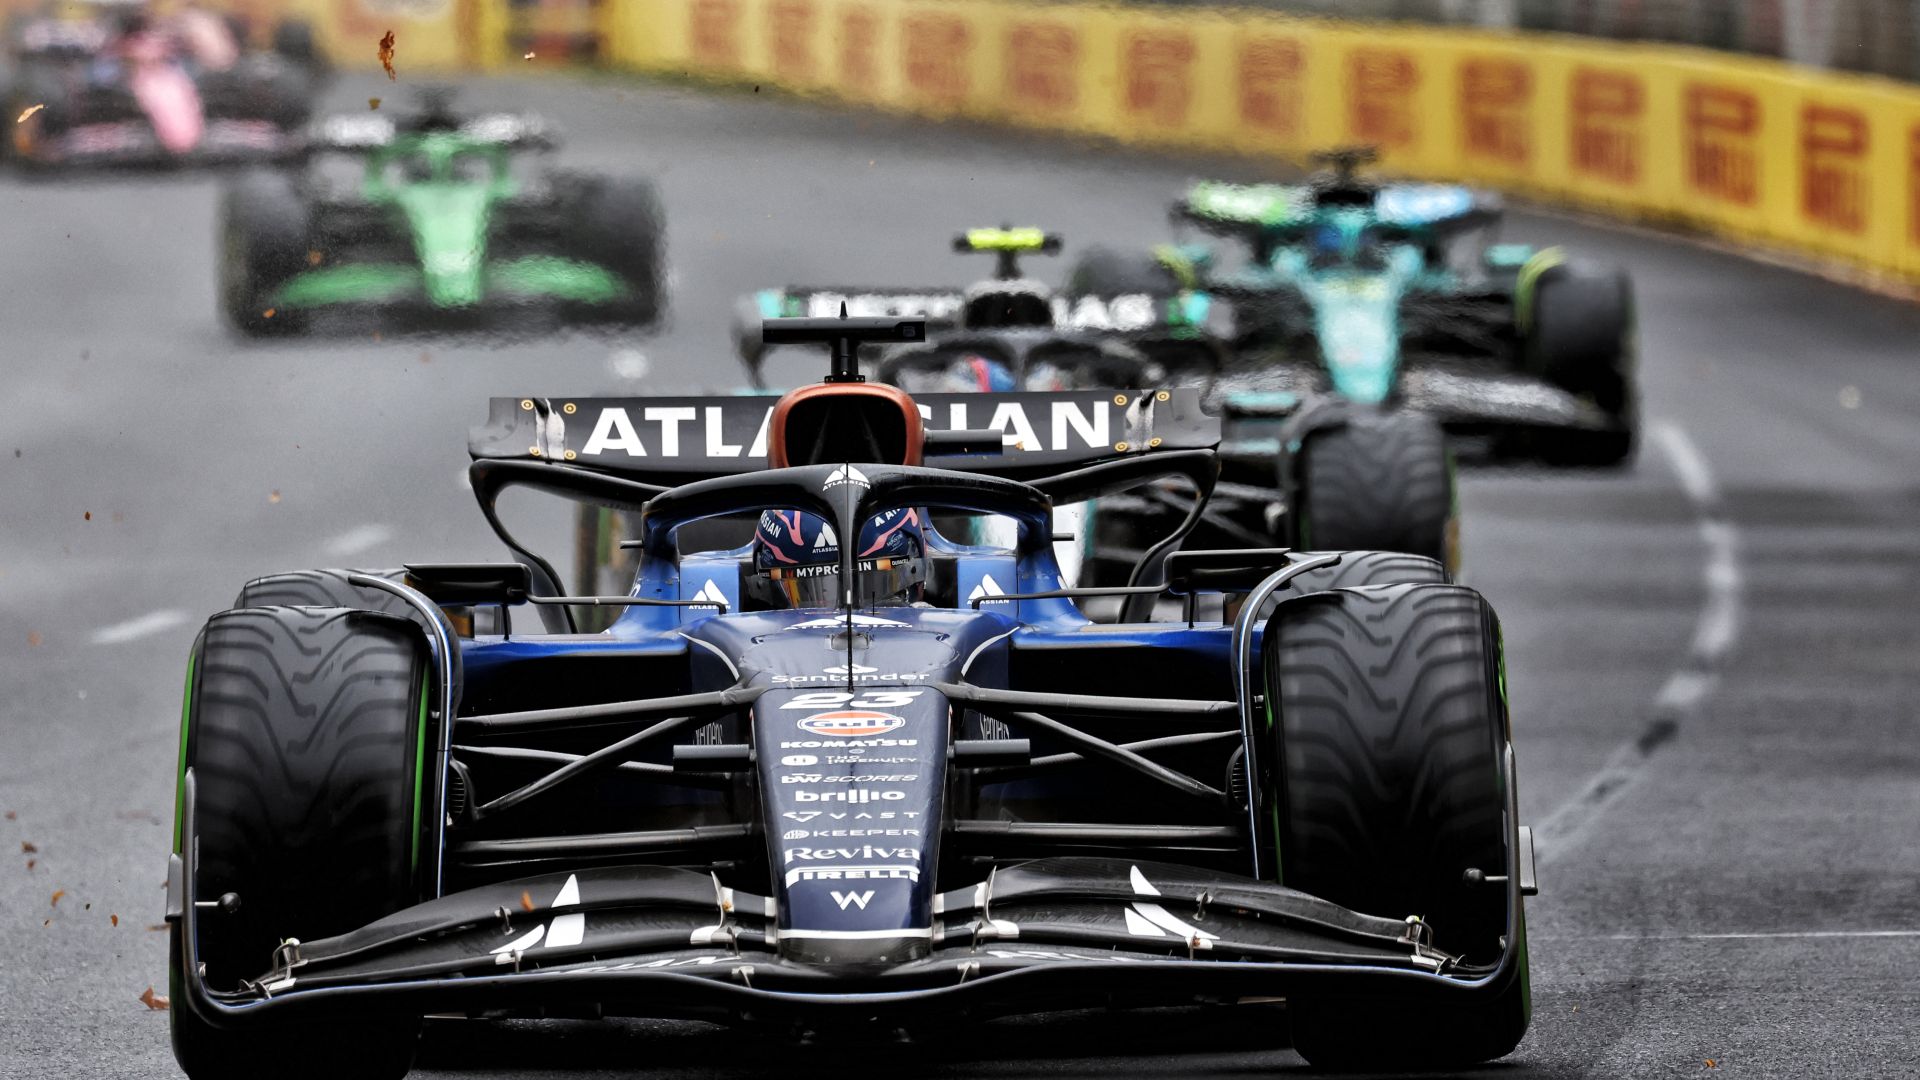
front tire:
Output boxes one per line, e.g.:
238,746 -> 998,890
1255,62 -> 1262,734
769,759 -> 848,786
1293,408 -> 1456,568
219,171 -> 311,336
1263,583 -> 1527,1068
170,606 -> 430,1080
235,567 -> 501,637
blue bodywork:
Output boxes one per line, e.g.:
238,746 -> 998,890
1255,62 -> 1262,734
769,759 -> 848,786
462,509 -> 1243,955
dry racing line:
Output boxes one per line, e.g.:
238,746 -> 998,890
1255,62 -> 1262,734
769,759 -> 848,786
1531,420 -> 1743,865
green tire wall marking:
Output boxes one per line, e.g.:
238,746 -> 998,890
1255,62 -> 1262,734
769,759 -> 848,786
1263,691 -> 1284,879
1513,245 -> 1567,334
170,650 -> 198,854
410,669 -> 429,876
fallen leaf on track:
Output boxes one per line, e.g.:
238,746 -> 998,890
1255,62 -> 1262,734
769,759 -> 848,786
519,890 -> 535,912
17,103 -> 43,123
111,914 -> 118,927
25,859 -> 35,871
139,986 -> 169,1011
369,97 -> 382,110
24,632 -> 39,646
20,841 -> 35,854
51,889 -> 66,907
378,30 -> 396,79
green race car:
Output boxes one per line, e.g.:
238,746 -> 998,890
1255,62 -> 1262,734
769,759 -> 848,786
219,101 -> 666,336
1069,149 -> 1637,466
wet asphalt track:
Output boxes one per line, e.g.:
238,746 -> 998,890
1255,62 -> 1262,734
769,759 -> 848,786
3,73 -> 1918,1079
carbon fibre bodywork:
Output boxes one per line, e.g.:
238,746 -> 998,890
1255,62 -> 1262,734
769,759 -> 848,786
168,376 -> 1533,1040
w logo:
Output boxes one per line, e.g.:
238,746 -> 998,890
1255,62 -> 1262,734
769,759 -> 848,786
832,890 -> 875,911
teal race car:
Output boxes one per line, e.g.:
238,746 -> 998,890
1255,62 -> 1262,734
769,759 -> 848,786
1068,149 -> 1637,467
219,100 -> 665,336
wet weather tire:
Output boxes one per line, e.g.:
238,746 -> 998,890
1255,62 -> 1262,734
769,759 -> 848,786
1065,246 -> 1181,296
568,175 -> 666,327
1294,409 -> 1455,566
1274,550 -> 1449,596
1263,583 -> 1527,1068
1526,262 -> 1636,467
169,606 -> 429,1080
219,171 -> 311,336
234,567 -> 500,637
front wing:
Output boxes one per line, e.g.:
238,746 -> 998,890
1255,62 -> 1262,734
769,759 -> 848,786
168,760 -> 1530,1028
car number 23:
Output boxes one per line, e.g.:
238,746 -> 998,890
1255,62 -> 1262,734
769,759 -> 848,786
777,690 -> 925,710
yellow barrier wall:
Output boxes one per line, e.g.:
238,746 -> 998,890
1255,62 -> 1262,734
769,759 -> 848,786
596,0 -> 1920,286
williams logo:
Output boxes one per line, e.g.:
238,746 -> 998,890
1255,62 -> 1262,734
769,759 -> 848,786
823,464 -> 870,490
796,710 -> 906,738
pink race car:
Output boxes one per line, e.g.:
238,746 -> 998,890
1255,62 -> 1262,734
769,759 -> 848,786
3,0 -> 320,169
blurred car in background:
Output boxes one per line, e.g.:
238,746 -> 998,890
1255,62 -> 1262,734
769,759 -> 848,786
219,95 -> 667,336
1068,148 -> 1639,468
2,0 -> 319,168
732,226 -> 1459,593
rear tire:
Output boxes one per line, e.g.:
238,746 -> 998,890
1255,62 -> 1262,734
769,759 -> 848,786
170,606 -> 429,1079
1264,583 -> 1527,1068
1526,263 -> 1636,467
1065,246 -> 1182,296
271,19 -> 318,67
1294,409 -> 1456,568
219,171 -> 311,336
564,175 -> 666,327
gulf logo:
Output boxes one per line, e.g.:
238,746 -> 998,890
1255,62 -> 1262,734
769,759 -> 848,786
796,710 -> 905,738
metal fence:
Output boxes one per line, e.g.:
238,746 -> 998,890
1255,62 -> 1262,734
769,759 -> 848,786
1153,1 -> 1920,82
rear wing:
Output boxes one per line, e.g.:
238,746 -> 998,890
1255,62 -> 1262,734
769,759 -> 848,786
470,388 -> 1218,486
1175,180 -> 1501,238
736,288 -> 1219,376
310,112 -> 555,151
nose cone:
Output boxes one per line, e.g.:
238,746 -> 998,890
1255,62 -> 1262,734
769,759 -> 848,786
397,186 -> 492,308
133,68 -> 204,154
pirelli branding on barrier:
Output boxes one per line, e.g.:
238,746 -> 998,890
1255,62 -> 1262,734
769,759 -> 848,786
586,0 -> 1920,284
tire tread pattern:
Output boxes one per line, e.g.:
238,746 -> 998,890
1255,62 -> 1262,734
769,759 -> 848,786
1299,411 -> 1453,561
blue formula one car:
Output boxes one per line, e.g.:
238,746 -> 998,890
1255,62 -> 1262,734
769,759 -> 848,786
1069,149 -> 1639,468
166,316 -> 1537,1079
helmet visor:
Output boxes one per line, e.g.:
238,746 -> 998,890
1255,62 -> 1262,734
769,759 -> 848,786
762,556 -> 925,609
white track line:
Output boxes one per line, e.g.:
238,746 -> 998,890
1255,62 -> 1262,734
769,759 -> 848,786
325,524 -> 393,558
90,609 -> 189,645
1606,930 -> 1920,942
1533,422 -> 1743,863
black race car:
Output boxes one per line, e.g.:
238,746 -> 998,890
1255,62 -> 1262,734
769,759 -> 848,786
167,316 -> 1536,1078
735,227 -> 1460,587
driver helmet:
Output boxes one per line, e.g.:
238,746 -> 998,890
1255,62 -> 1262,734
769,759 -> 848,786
748,508 -> 927,610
